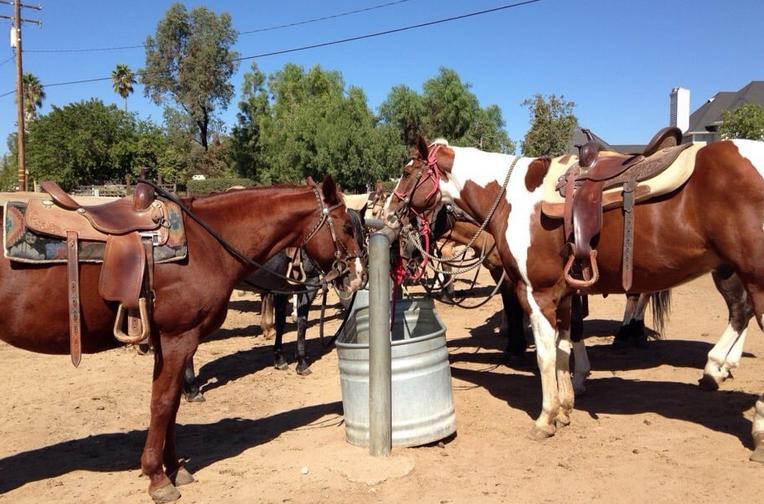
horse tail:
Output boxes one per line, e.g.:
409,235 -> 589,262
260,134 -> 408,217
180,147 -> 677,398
650,290 -> 671,337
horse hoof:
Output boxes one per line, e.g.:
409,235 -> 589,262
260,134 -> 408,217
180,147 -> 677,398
698,374 -> 720,391
184,392 -> 206,403
296,366 -> 312,376
170,466 -> 195,487
274,361 -> 289,371
150,482 -> 181,503
749,446 -> 764,464
555,415 -> 571,429
527,425 -> 555,441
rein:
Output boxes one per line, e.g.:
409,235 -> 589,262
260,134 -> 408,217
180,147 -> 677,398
137,179 -> 350,290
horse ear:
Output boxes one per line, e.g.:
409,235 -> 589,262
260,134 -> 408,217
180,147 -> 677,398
305,176 -> 316,186
322,174 -> 340,205
416,135 -> 429,161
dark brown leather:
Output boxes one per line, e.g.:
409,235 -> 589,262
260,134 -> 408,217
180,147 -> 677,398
66,231 -> 82,367
100,233 -> 146,309
642,126 -> 682,157
560,126 -> 689,291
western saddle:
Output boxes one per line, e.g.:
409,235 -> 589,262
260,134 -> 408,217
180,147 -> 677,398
559,126 -> 692,291
24,178 -> 169,367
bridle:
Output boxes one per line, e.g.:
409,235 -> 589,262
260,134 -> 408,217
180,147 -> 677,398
301,179 -> 362,285
392,145 -> 446,281
138,178 -> 358,289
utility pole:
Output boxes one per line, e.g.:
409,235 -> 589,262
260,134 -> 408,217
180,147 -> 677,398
1,1 -> 41,192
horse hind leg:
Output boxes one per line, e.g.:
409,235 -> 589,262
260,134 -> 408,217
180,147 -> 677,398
700,268 -> 753,391
752,393 -> 764,463
570,295 -> 591,395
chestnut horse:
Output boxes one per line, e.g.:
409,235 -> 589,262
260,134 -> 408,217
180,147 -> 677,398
386,137 -> 764,462
0,176 -> 365,502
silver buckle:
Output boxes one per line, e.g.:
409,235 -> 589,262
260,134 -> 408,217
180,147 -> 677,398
139,231 -> 160,246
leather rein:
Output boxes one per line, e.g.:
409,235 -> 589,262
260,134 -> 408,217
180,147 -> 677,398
137,178 -> 356,290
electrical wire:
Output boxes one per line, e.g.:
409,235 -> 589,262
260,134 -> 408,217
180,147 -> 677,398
236,0 -> 542,61
24,0 -> 417,54
1,0 -> 543,96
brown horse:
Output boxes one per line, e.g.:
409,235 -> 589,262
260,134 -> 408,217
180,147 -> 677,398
0,175 -> 365,502
386,136 -> 764,462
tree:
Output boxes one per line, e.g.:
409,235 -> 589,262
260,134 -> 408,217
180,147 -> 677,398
379,67 -> 514,153
25,99 -> 170,189
521,94 -> 578,157
720,103 -> 764,140
231,63 -> 405,191
21,73 -> 45,124
230,62 -> 270,180
378,85 -> 425,146
112,64 -> 136,112
141,3 -> 239,151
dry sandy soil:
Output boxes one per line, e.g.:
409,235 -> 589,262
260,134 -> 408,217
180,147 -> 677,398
2,272 -> 764,504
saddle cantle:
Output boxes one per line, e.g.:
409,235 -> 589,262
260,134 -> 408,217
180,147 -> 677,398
23,179 -> 171,367
541,127 -> 701,292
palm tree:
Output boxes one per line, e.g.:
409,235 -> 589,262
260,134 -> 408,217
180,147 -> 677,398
111,63 -> 136,112
21,73 -> 45,124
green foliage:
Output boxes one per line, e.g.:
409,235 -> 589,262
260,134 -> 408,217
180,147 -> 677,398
0,152 -> 17,191
22,73 -> 45,124
187,177 -> 254,195
141,3 -> 239,150
521,94 -> 578,157
379,67 -> 514,153
720,103 -> 764,140
112,64 -> 136,111
231,63 -> 407,192
25,99 -> 171,190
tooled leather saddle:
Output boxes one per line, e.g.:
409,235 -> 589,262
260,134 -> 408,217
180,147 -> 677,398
560,126 -> 691,292
24,178 -> 169,366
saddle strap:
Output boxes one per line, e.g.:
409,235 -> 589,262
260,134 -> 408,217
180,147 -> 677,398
66,231 -> 82,367
621,179 -> 637,291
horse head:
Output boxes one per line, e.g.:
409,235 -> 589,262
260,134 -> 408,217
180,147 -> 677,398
302,174 -> 366,293
384,135 -> 455,232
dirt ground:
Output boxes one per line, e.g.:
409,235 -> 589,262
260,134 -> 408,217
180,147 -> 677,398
1,271 -> 764,504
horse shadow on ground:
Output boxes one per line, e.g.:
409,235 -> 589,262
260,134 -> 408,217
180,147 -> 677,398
448,314 -> 759,448
449,313 -> 756,373
195,312 -> 345,396
0,401 -> 342,494
450,365 -> 758,449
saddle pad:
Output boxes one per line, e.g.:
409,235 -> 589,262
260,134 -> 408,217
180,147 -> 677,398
3,200 -> 188,264
540,143 -> 706,218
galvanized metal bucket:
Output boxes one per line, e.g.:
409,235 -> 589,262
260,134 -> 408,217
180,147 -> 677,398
335,289 -> 456,447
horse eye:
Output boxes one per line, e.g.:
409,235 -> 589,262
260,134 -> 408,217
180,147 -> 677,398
344,223 -> 354,235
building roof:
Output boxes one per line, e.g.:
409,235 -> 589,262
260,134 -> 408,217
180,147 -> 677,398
565,127 -> 616,155
687,81 -> 764,133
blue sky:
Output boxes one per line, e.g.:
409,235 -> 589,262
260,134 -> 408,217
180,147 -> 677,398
1,0 -> 762,156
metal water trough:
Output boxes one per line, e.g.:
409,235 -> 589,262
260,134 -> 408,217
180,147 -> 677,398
336,289 -> 457,447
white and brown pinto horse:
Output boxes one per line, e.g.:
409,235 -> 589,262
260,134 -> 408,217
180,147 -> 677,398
385,137 -> 764,462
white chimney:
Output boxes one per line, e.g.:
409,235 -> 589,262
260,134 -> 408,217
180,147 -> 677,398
670,87 -> 690,133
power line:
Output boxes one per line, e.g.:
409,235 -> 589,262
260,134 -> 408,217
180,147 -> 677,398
239,0 -> 413,35
24,0 -> 416,54
0,54 -> 14,67
0,0 -> 543,97
236,0 -> 542,61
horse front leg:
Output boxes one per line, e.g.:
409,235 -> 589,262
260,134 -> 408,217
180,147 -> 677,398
521,283 -> 561,439
273,294 -> 288,370
141,331 -> 198,503
571,295 -> 591,394
700,268 -> 752,390
554,296 -> 575,427
294,291 -> 312,375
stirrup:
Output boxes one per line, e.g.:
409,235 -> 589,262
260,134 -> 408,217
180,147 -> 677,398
114,298 -> 150,344
563,250 -> 599,289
